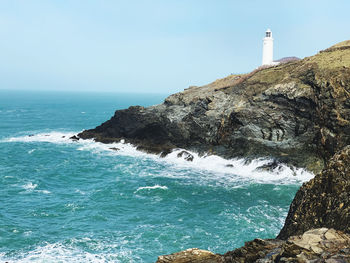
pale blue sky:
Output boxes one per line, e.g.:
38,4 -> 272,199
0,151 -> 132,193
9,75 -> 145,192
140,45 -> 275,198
0,0 -> 349,93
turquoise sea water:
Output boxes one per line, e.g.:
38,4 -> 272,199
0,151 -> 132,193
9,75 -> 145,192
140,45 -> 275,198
0,90 -> 313,262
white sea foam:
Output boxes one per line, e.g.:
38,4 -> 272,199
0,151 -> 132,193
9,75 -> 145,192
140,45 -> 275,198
37,190 -> 51,194
1,131 -> 76,144
21,182 -> 51,194
75,189 -> 86,195
74,138 -> 314,184
135,185 -> 168,193
22,182 -> 38,191
0,242 -> 135,263
3,131 -> 315,185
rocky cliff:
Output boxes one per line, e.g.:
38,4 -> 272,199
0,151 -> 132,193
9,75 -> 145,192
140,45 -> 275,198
278,145 -> 350,240
79,40 -> 350,174
77,40 -> 350,261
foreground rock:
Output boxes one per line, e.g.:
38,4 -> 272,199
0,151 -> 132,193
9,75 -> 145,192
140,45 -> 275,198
78,40 -> 350,174
278,145 -> 350,239
156,248 -> 223,263
156,228 -> 350,262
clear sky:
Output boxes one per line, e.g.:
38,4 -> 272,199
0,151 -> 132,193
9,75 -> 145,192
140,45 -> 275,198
1,0 -> 349,94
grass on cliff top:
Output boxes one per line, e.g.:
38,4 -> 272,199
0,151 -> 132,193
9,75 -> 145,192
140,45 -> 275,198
309,48 -> 350,70
237,39 -> 350,87
190,39 -> 350,95
327,40 -> 350,49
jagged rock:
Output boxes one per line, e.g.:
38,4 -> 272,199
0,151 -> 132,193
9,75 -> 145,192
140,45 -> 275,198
78,40 -> 350,174
255,160 -> 282,173
222,238 -> 283,262
158,229 -> 350,262
109,147 -> 120,151
278,145 -> 350,239
70,135 -> 80,141
156,248 -> 223,263
177,151 -> 194,161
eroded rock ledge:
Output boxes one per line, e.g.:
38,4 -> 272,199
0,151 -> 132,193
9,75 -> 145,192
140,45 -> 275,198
157,228 -> 350,263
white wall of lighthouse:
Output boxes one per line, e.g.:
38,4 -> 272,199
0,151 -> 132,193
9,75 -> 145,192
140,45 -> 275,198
262,29 -> 274,65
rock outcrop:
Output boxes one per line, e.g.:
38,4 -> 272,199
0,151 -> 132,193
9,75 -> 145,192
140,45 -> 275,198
156,248 -> 223,263
156,228 -> 350,262
78,40 -> 350,174
76,40 -> 350,261
278,145 -> 350,239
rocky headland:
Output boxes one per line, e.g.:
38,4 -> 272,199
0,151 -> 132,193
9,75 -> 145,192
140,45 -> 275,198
77,40 -> 350,261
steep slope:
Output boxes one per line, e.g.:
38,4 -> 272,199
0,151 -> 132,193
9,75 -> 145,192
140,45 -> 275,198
78,40 -> 350,173
278,145 -> 350,239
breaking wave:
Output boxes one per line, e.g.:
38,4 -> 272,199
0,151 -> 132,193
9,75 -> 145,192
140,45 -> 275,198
135,185 -> 169,193
1,131 -> 314,185
0,242 -> 136,263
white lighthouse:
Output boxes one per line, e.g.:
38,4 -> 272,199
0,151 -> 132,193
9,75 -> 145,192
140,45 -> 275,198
262,28 -> 274,65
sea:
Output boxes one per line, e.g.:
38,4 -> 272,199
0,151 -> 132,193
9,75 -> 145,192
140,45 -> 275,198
0,90 -> 314,262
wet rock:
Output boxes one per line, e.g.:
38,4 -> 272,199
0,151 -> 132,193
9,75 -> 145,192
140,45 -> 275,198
70,135 -> 80,141
255,160 -> 282,173
177,151 -> 194,162
109,147 -> 120,151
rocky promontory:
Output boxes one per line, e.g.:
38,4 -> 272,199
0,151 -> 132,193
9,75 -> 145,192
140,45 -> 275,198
79,40 -> 350,174
77,40 -> 350,261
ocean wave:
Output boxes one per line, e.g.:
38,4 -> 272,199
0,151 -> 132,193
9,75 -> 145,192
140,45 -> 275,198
28,149 -> 36,154
76,137 -> 314,184
22,182 -> 38,191
21,182 -> 50,194
1,131 -> 76,144
2,131 -> 314,184
135,185 -> 169,193
0,242 -> 135,263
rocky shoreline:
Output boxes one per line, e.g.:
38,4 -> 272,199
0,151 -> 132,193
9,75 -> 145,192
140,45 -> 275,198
76,40 -> 350,262
156,228 -> 350,262
156,146 -> 350,262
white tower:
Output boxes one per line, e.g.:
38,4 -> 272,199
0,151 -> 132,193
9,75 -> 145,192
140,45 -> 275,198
262,28 -> 274,65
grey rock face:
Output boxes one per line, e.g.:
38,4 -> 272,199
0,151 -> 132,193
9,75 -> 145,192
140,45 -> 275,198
79,42 -> 350,174
278,146 -> 350,240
